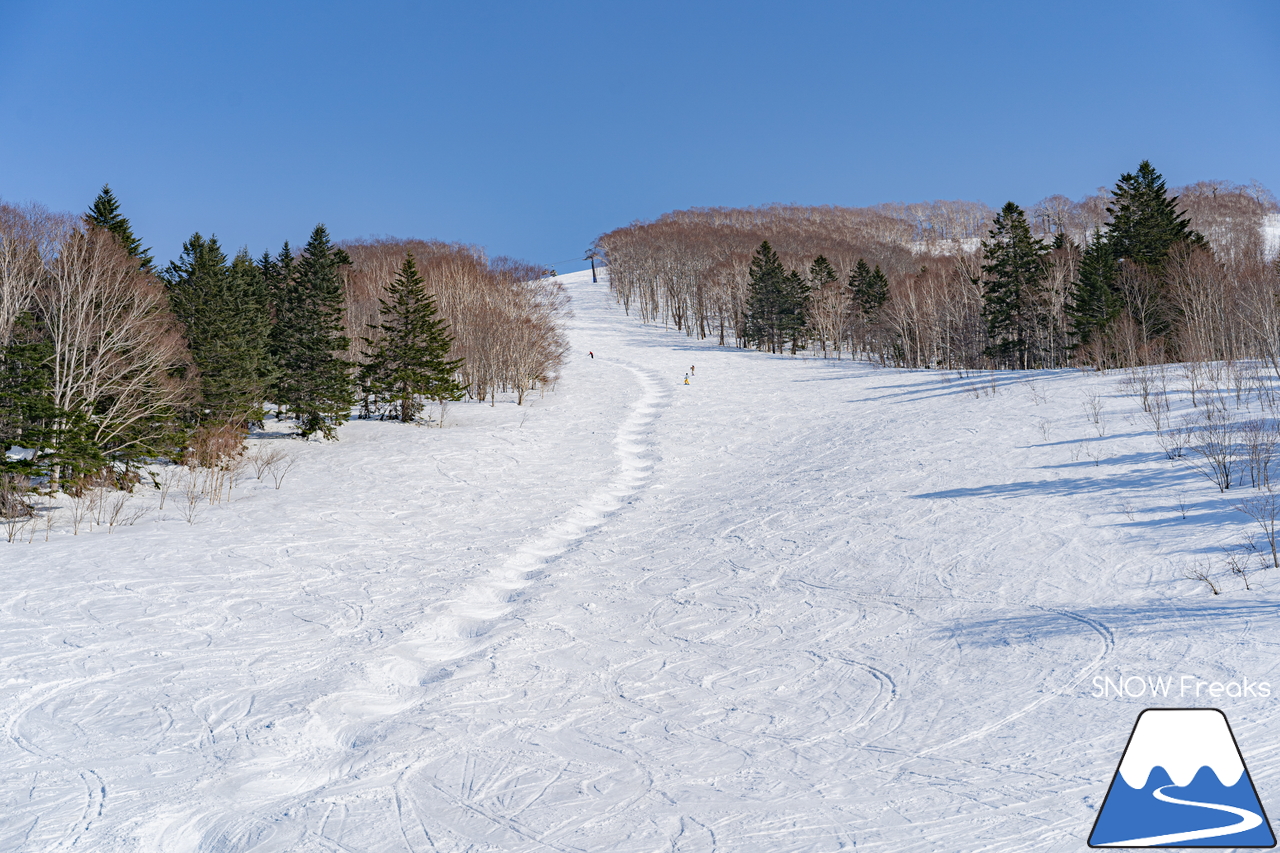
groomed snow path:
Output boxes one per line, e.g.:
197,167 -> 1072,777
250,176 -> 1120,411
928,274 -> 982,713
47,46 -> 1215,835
4,269 -> 1280,852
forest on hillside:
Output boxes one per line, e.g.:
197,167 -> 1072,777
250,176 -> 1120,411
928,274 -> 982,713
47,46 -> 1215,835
0,188 -> 568,514
596,163 -> 1279,372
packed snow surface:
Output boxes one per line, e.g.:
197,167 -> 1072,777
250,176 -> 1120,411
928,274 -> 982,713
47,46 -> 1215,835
4,270 -> 1280,852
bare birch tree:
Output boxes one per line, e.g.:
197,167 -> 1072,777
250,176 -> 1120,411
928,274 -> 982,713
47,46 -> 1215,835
38,226 -> 192,481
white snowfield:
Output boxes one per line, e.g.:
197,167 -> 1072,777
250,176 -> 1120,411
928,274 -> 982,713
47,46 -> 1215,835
4,269 -> 1280,852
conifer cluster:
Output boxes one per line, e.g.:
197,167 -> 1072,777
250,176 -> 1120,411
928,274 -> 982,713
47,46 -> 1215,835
264,226 -> 356,439
744,241 -> 809,354
0,187 -> 495,513
163,234 -> 272,429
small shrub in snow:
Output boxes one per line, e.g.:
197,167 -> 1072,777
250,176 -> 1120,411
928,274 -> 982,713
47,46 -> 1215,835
266,454 -> 296,490
248,446 -> 288,479
1183,408 -> 1239,491
0,473 -> 33,520
1083,393 -> 1106,436
1239,418 -> 1278,489
1183,560 -> 1222,595
1235,490 -> 1280,568
1221,542 -> 1263,591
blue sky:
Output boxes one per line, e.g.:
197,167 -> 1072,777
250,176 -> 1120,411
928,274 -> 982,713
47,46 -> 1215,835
1,1 -> 1276,272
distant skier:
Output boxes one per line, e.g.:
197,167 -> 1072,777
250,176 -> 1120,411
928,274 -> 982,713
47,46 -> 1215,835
690,365 -> 695,375
589,351 -> 593,358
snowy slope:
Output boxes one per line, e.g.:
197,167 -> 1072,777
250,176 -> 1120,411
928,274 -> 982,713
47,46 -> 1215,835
1265,212 -> 1280,261
4,270 -> 1280,852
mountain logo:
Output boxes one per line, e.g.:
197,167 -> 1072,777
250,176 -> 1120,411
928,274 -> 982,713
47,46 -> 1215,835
1089,708 -> 1275,848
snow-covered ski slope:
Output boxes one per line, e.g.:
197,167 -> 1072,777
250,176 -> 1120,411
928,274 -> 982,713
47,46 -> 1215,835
5,269 -> 1280,852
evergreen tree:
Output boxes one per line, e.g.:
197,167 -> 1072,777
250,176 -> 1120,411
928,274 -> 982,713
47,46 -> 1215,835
0,313 -> 59,478
1106,161 -> 1201,272
779,268 -> 810,354
981,202 -> 1049,368
808,255 -> 838,289
229,249 -> 274,375
1066,231 -> 1121,350
358,253 -> 464,422
260,241 -> 296,314
164,235 -> 273,428
848,259 -> 870,311
866,265 -> 890,316
86,185 -> 153,270
849,259 -> 889,316
744,241 -> 788,353
261,241 -> 295,408
268,225 -> 354,439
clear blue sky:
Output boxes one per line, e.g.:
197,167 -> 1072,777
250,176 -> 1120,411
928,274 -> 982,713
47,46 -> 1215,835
2,1 -> 1277,272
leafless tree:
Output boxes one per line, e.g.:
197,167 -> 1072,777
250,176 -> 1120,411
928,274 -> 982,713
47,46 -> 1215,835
266,453 -> 296,490
0,200 -> 74,345
1239,418 -> 1278,489
38,227 -> 193,484
248,445 -> 288,479
1236,489 -> 1280,568
1184,407 -> 1240,491
1221,542 -> 1261,590
1165,244 -> 1236,363
805,278 -> 849,358
1176,180 -> 1276,269
1183,559 -> 1222,595
1157,421 -> 1191,460
0,473 -> 32,521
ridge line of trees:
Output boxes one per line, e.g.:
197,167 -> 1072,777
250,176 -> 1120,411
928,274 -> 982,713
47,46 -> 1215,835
597,163 -> 1280,372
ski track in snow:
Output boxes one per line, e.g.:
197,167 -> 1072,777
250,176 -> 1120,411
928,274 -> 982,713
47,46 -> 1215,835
181,358 -> 670,849
4,269 -> 1280,851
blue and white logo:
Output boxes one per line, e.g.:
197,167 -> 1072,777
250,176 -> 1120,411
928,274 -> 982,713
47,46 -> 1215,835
1089,708 -> 1275,848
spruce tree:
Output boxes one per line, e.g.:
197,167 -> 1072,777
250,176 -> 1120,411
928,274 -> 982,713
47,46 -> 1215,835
1066,231 -> 1120,350
164,235 -> 273,428
981,202 -> 1049,368
228,248 -> 275,407
0,313 -> 58,478
779,268 -> 810,354
848,259 -> 870,311
849,259 -> 889,316
261,241 -> 295,412
1106,161 -> 1201,272
86,185 -> 153,270
358,253 -> 464,422
744,241 -> 788,353
268,225 -> 354,439
260,241 -> 296,314
808,255 -> 838,289
866,265 -> 889,315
